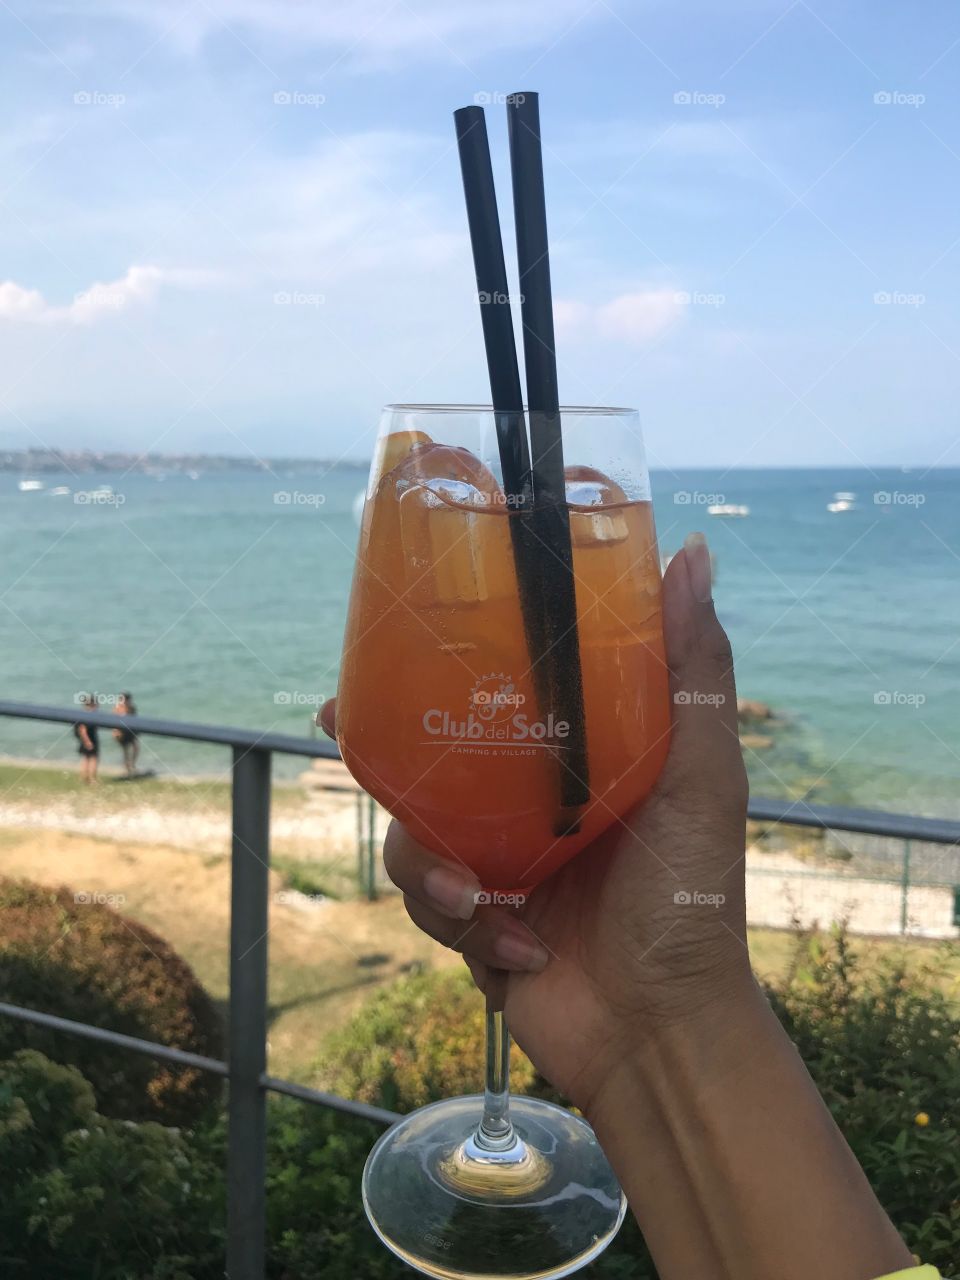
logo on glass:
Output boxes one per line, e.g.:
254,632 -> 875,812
470,674 -> 526,722
422,673 -> 567,752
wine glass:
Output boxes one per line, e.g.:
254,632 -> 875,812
337,404 -> 670,1279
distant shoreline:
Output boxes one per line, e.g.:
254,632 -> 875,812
1,448 -> 368,476
4,450 -> 957,477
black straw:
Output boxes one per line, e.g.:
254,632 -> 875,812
453,105 -> 550,715
506,91 -> 590,823
453,107 -> 532,507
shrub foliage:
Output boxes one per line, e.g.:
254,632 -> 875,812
0,878 -> 223,1126
1,918 -> 958,1276
0,1049 -> 226,1280
316,966 -> 539,1110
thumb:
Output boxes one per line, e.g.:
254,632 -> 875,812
658,532 -> 746,803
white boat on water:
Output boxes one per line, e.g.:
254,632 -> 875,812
828,491 -> 856,513
707,503 -> 749,518
48,486 -> 71,497
17,478 -> 44,492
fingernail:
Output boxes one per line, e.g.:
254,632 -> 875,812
684,532 -> 712,603
495,929 -> 549,972
424,866 -> 479,920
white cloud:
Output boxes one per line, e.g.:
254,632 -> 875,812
555,288 -> 685,346
0,264 -> 209,325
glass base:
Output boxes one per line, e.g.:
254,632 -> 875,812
362,1094 -> 627,1279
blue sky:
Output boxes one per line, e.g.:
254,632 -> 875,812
1,0 -> 959,467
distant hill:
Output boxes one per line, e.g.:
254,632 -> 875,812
0,449 -> 367,476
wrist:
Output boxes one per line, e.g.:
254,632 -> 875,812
584,974 -> 771,1134
583,977 -> 913,1280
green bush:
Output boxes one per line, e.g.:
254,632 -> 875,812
265,1099 -> 407,1279
0,878 -> 223,1126
3,925 -> 958,1278
0,1048 -> 404,1280
316,966 -> 541,1111
768,926 -> 960,1272
0,1049 -> 225,1280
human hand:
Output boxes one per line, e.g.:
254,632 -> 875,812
321,532 -> 752,1115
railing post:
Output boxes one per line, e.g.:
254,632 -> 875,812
367,792 -> 378,902
227,746 -> 271,1280
900,838 -> 912,936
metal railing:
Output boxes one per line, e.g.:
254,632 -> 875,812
0,699 -> 399,1280
1,698 -> 959,1278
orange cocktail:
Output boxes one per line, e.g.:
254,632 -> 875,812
337,417 -> 670,891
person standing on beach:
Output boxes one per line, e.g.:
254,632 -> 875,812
74,693 -> 99,785
113,691 -> 139,777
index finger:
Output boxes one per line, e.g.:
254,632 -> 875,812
318,697 -> 337,739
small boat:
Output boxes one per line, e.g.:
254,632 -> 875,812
707,503 -> 749,518
827,499 -> 855,513
17,478 -> 44,492
48,486 -> 71,497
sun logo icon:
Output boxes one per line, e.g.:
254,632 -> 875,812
469,673 -> 525,722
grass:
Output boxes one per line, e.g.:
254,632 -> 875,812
0,759 -> 306,814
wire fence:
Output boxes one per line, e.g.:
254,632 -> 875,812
746,815 -> 960,939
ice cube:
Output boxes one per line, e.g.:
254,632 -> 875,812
370,429 -> 433,493
394,445 -> 511,606
565,466 -> 629,545
418,476 -> 502,508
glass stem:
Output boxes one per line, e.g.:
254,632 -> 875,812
476,993 -> 517,1151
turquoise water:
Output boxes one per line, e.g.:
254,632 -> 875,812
1,467 -> 957,815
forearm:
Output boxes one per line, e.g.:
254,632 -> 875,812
587,980 -> 914,1280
